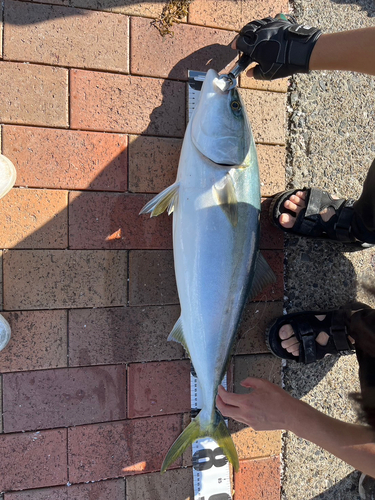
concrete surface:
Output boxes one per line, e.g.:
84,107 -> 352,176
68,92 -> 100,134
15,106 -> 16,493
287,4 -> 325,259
283,0 -> 375,498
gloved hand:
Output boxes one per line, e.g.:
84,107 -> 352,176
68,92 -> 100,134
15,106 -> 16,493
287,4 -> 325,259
235,15 -> 322,80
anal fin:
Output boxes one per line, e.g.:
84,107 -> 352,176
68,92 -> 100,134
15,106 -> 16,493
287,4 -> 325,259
167,317 -> 190,358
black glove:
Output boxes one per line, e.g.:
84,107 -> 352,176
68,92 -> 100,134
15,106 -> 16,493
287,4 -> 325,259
236,15 -> 322,80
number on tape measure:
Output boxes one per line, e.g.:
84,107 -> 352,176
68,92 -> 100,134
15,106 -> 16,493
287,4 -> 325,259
193,447 -> 228,471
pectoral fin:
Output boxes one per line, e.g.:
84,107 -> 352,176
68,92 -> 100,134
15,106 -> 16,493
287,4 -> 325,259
139,183 -> 180,217
213,174 -> 238,227
248,252 -> 277,300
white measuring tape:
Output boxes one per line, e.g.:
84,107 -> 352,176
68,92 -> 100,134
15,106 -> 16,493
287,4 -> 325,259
188,70 -> 233,500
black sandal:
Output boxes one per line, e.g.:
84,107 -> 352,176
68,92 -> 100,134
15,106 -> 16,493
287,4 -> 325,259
270,187 -> 373,250
266,302 -> 371,364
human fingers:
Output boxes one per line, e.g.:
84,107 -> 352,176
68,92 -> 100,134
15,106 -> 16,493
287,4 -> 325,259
240,377 -> 265,389
217,385 -> 244,406
216,393 -> 244,422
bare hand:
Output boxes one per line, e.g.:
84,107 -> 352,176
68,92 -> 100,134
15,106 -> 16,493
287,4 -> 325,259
216,377 -> 300,431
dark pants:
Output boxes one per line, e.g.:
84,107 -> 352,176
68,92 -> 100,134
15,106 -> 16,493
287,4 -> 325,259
353,157 -> 375,243
345,307 -> 375,428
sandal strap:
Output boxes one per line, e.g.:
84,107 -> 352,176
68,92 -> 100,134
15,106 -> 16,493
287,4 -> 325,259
334,199 -> 356,242
330,309 -> 351,351
290,309 -> 352,364
298,320 -> 317,364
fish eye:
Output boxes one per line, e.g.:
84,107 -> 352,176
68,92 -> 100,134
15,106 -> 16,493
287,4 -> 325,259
231,100 -> 241,111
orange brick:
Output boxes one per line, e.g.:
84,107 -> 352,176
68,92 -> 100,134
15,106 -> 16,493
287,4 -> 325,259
190,0 -> 290,31
0,188 -> 68,249
128,135 -> 181,193
234,456 -> 281,500
3,249 -> 127,310
0,61 -> 68,127
131,16 -> 236,80
70,70 -> 185,136
242,89 -> 286,145
0,310 -> 67,373
258,144 -> 286,196
230,424 -> 282,460
35,0 -> 165,17
3,126 -> 127,191
4,0 -> 129,72
0,250 -> 3,310
241,68 -> 289,93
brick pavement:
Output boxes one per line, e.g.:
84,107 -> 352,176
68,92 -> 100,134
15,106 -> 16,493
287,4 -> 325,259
0,0 -> 288,498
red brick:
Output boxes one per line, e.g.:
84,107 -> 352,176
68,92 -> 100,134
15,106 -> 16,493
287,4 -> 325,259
68,305 -> 183,366
234,456 -> 281,500
128,135 -> 181,193
128,360 -> 190,418
3,365 -> 126,432
0,188 -> 68,249
260,197 -> 284,250
0,310 -> 67,373
131,17 -> 236,80
0,429 -> 67,491
126,468 -> 194,500
129,250 -> 178,306
4,1 -> 129,72
0,61 -> 67,127
69,192 -> 172,249
68,415 -> 182,482
4,479 -> 125,500
70,70 -> 185,136
253,250 -> 284,302
190,0 -> 289,31
257,143 -> 286,196
235,301 -> 283,355
3,250 -> 127,310
242,89 -> 286,145
3,126 -> 127,191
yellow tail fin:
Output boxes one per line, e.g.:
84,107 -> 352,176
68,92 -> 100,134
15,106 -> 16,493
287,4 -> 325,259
161,410 -> 239,473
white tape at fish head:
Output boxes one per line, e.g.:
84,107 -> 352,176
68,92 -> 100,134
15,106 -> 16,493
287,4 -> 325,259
215,74 -> 238,92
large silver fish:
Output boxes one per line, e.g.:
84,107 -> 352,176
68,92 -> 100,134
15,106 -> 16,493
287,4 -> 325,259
140,68 -> 275,472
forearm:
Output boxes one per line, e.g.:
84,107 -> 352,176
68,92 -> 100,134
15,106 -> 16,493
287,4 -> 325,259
310,28 -> 375,75
290,398 -> 375,477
